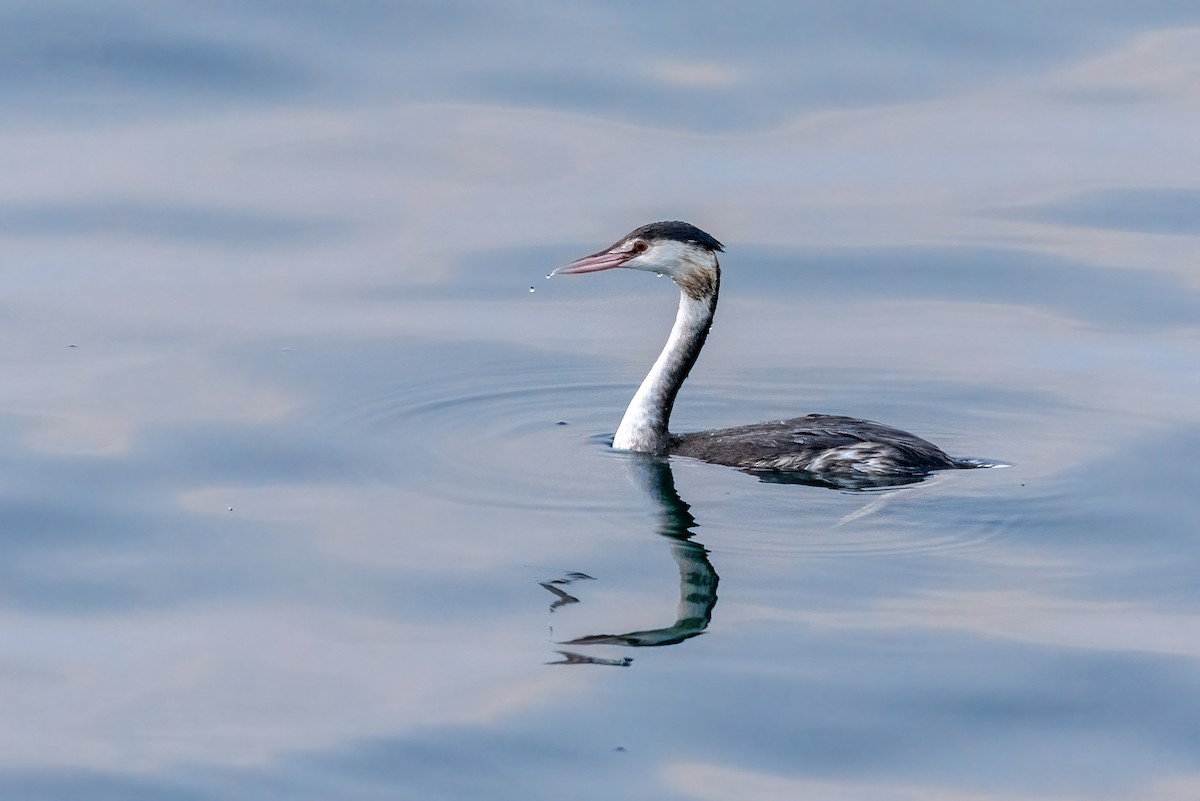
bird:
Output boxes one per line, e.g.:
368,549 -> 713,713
551,221 -> 983,485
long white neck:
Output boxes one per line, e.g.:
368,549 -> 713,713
613,274 -> 719,455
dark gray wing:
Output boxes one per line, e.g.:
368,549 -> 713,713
671,413 -> 958,475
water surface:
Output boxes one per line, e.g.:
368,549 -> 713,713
2,3 -> 1200,800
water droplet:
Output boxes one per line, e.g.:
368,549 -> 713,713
529,286 -> 535,293
545,273 -> 553,279
67,343 -> 78,348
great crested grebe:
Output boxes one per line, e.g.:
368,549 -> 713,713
552,221 -> 982,482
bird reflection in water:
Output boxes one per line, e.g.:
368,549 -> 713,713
544,456 -> 718,667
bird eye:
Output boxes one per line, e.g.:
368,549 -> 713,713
631,240 -> 648,254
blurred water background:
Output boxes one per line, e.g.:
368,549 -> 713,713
2,2 -> 1199,799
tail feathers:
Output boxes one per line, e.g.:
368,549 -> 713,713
953,457 -> 1010,469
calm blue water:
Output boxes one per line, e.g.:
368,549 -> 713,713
3,3 -> 1200,799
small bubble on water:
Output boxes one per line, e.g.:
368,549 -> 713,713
67,343 -> 78,348
555,420 -> 569,426
529,286 -> 535,293
545,273 -> 553,279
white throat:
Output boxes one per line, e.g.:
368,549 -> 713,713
613,276 -> 717,455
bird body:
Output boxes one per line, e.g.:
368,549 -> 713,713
552,221 -> 974,482
671,414 -> 959,475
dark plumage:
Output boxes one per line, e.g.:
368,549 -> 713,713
623,221 -> 725,253
672,414 -> 961,483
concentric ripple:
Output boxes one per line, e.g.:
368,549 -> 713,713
331,363 -> 638,511
647,449 -> 1018,562
328,351 -> 1019,560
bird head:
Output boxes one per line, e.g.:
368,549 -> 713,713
551,221 -> 723,299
